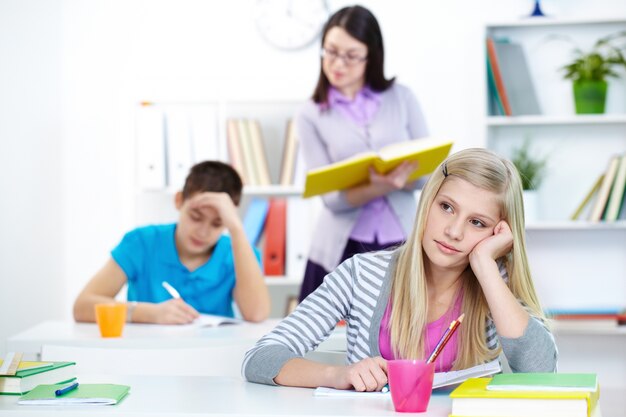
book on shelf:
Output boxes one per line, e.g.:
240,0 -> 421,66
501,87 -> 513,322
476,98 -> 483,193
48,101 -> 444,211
0,361 -> 76,395
263,198 -> 287,276
486,56 -> 505,116
303,138 -> 453,198
165,109 -> 194,189
226,118 -> 249,184
243,198 -> 270,247
247,120 -> 272,186
491,39 -> 541,116
486,38 -> 512,116
236,119 -> 259,186
570,173 -> 604,221
136,104 -> 167,189
18,383 -> 130,405
314,359 -> 500,397
589,155 -> 621,222
547,307 -> 626,327
279,120 -> 299,186
603,154 -> 626,222
449,377 -> 599,417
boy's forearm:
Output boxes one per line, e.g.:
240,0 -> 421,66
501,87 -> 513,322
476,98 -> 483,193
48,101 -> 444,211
229,226 -> 271,322
73,293 -> 116,322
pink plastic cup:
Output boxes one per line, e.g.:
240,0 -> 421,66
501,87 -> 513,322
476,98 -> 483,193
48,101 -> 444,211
387,359 -> 435,413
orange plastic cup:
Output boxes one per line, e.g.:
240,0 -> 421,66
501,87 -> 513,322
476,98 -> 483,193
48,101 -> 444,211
94,303 -> 127,338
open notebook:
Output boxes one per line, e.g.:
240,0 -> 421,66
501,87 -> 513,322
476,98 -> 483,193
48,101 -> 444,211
194,314 -> 241,327
314,359 -> 501,397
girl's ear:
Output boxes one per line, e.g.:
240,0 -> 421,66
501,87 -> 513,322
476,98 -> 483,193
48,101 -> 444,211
174,191 -> 184,210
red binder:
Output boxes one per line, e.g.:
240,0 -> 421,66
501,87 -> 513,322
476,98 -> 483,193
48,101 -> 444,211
263,198 -> 286,276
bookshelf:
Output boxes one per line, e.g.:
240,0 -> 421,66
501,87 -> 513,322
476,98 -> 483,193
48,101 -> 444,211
134,99 -> 313,317
483,17 -> 626,313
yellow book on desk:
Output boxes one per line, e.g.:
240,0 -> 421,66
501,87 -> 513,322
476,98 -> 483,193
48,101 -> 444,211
302,138 -> 453,198
450,377 -> 599,417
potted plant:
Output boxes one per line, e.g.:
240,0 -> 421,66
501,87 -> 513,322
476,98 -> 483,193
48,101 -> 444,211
561,31 -> 626,114
511,140 -> 548,223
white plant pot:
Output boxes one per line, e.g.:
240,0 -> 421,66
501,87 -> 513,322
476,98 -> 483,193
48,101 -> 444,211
523,190 -> 538,225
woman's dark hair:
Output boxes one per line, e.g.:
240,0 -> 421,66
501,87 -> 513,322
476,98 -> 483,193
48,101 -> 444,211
182,161 -> 243,205
312,5 -> 395,104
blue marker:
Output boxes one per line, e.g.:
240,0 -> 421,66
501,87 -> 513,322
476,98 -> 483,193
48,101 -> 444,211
381,383 -> 389,393
55,382 -> 79,396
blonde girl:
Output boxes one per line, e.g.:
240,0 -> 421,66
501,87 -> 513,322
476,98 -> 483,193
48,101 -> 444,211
243,148 -> 557,391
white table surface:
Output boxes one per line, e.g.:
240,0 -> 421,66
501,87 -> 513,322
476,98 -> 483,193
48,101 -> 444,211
0,375 -> 454,417
7,320 -> 347,355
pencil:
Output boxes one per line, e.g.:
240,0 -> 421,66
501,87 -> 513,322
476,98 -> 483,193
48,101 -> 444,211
426,313 -> 464,364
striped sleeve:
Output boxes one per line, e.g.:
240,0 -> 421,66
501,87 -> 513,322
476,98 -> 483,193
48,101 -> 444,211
241,257 -> 356,385
490,259 -> 558,372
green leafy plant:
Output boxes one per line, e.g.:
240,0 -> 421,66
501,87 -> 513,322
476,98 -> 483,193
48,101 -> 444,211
561,31 -> 626,82
511,140 -> 548,191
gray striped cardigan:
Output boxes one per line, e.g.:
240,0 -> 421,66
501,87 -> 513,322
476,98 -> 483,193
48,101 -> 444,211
243,249 -> 557,385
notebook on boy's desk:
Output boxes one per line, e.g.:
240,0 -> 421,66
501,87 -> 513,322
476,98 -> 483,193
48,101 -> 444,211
194,314 -> 242,327
314,359 -> 500,397
303,138 -> 453,198
0,361 -> 76,395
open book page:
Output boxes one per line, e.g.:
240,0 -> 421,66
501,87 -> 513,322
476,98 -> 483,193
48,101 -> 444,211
313,359 -> 501,397
303,138 -> 452,198
194,314 -> 242,327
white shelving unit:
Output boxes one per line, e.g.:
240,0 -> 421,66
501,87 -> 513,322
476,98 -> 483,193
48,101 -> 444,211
133,99 -> 314,317
485,16 -> 626,392
483,17 -> 626,311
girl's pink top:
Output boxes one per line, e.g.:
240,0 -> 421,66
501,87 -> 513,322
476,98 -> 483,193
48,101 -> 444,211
379,291 -> 463,372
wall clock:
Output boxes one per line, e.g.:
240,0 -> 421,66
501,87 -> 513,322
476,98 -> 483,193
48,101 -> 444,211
254,0 -> 329,50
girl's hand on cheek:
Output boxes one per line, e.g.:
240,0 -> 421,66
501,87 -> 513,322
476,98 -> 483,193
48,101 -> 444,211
469,220 -> 513,273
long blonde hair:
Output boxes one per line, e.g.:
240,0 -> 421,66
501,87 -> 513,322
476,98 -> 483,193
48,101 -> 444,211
389,148 -> 545,369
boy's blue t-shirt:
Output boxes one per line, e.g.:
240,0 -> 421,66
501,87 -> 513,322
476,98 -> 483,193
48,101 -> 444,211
111,223 -> 261,318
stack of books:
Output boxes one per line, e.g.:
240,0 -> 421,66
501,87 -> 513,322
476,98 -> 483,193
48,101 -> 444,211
449,373 -> 599,417
571,153 -> 626,222
0,360 -> 76,395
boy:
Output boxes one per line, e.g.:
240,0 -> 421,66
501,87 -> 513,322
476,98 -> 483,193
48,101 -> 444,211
74,161 -> 270,324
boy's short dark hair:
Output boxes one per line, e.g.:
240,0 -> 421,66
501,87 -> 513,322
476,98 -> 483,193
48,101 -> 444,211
182,161 -> 243,205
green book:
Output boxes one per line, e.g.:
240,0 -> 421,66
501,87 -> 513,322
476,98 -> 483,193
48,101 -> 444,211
18,383 -> 130,405
0,361 -> 76,395
487,373 -> 598,392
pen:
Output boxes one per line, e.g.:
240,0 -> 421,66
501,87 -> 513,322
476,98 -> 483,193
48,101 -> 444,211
381,383 -> 389,393
162,281 -> 181,299
426,313 -> 465,364
55,382 -> 79,396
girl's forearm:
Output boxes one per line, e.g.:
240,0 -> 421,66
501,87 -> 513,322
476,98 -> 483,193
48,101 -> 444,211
475,260 -> 529,338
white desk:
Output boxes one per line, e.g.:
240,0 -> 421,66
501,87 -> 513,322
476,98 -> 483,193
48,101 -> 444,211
7,320 -> 347,357
0,375 -> 454,417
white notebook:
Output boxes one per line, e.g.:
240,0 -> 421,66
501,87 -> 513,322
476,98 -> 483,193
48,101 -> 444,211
314,359 -> 501,397
194,314 -> 241,327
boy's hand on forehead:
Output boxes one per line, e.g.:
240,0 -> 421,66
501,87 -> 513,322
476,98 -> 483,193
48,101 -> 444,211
188,192 -> 241,230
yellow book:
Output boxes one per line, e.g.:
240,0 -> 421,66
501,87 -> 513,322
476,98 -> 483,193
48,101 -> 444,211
570,173 -> 604,220
302,138 -> 453,198
449,377 -> 599,417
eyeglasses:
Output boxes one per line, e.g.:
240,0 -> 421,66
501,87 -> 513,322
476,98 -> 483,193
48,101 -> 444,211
320,48 -> 367,66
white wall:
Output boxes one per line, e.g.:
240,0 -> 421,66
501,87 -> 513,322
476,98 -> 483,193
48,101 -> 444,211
1,0 -> 625,353
0,0 -> 65,353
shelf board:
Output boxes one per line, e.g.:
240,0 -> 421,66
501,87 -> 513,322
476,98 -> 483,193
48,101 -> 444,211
486,114 -> 626,126
526,221 -> 626,231
486,16 -> 626,28
551,321 -> 626,336
244,185 -> 303,197
264,276 -> 301,286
